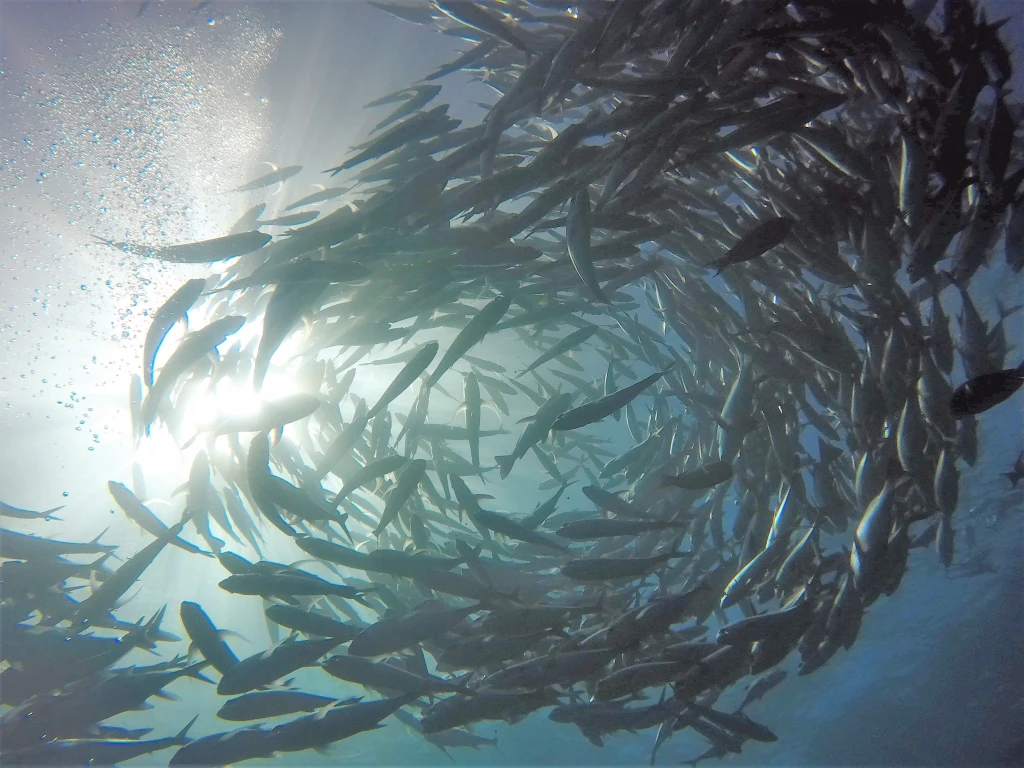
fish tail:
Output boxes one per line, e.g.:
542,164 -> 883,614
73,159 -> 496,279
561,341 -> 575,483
495,454 -> 515,479
184,660 -> 215,684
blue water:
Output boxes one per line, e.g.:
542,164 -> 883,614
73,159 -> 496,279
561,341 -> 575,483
1,2 -> 1023,766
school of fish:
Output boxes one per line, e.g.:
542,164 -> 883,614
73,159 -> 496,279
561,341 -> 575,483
3,0 -> 1024,764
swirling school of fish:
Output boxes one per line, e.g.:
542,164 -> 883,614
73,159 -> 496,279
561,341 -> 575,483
4,0 -> 1024,764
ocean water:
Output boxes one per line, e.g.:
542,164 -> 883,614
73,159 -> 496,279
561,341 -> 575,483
1,2 -> 1023,766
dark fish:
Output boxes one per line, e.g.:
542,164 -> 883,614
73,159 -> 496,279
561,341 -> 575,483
661,461 -> 734,491
367,342 -> 439,419
322,653 -> 465,694
0,500 -> 63,521
109,481 -> 209,556
551,369 -> 669,431
265,693 -> 414,754
518,325 -> 598,377
264,604 -> 363,641
708,216 -> 795,275
180,601 -> 241,676
217,638 -> 341,695
428,294 -> 512,387
348,601 -> 483,657
561,539 -> 689,581
556,517 -> 689,540
218,691 -> 359,721
948,361 -> 1024,417
1004,450 -> 1024,487
70,510 -> 193,628
5,716 -> 198,766
567,188 -> 610,303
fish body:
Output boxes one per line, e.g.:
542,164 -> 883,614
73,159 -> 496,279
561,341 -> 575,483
232,164 -> 302,192
143,279 -> 206,387
551,369 -> 669,431
428,295 -> 512,387
217,638 -> 341,695
140,316 -> 246,435
948,362 -> 1024,417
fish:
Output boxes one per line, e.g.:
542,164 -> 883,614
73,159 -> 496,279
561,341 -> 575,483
183,393 -> 322,448
70,510 -> 194,628
142,279 -> 206,387
180,601 -> 242,676
265,604 -> 363,641
459,501 -> 569,555
109,481 -> 209,556
708,217 -> 796,276
555,517 -> 690,540
348,601 -> 483,657
322,654 -> 465,694
460,372 -> 482,471
567,187 -> 610,303
231,164 -> 302,192
254,281 -> 328,391
1004,450 -> 1024,487
0,500 -> 63,521
96,230 -> 272,263
218,691 -> 361,722
139,316 -> 246,435
217,638 -> 341,695
256,211 -> 320,227
948,361 -> 1024,417
517,324 -> 598,377
550,369 -> 670,432
661,461 -> 734,491
284,185 -> 349,211
14,0 -> 1024,763
495,392 -> 572,478
428,294 -> 512,387
331,454 -> 408,509
432,0 -> 533,54
5,716 -> 198,765
367,343 -> 439,419
560,544 -> 690,582
737,669 -> 787,712
373,458 -> 427,538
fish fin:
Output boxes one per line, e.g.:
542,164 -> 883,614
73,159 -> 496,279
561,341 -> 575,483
217,628 -> 250,644
177,715 -> 200,743
432,742 -> 456,762
314,697 -> 349,721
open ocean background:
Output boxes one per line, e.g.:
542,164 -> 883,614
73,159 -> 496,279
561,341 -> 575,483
1,1 -> 1022,765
